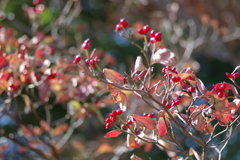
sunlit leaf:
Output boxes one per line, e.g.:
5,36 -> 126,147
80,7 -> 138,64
189,148 -> 202,160
132,114 -> 157,130
134,56 -> 145,71
157,117 -> 168,136
111,90 -> 128,111
104,129 -> 122,138
103,68 -> 125,84
127,134 -> 140,148
196,78 -> 207,94
151,48 -> 178,66
96,143 -> 114,154
0,57 -> 9,70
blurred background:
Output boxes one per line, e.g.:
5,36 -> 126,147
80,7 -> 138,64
0,0 -> 240,159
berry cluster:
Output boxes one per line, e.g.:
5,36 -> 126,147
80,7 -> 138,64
138,25 -> 151,35
85,57 -> 100,68
115,19 -> 129,32
163,98 -> 181,109
214,83 -> 228,98
143,113 -> 154,118
150,30 -> 162,43
226,72 -> 239,79
82,39 -> 90,50
105,109 -> 123,129
162,66 -> 178,78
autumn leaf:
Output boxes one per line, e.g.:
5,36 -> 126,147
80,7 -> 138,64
127,134 -> 140,148
96,143 -> 113,154
111,90 -> 128,111
144,142 -> 153,152
157,117 -> 168,136
39,81 -> 51,102
104,129 -> 122,138
151,48 -> 178,66
132,114 -> 157,130
103,68 -> 125,84
0,57 -> 9,70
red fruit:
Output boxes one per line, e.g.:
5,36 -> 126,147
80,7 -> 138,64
106,123 -> 112,129
171,76 -> 181,83
115,24 -> 122,32
121,124 -> 127,128
150,37 -> 156,43
33,0 -> 44,5
119,19 -> 129,28
148,113 -> 154,118
226,73 -> 233,78
127,120 -> 133,125
123,77 -> 127,84
166,104 -> 173,109
9,84 -> 18,91
85,59 -> 90,64
110,110 -> 117,117
219,84 -> 226,91
233,73 -> 239,79
89,59 -> 97,68
154,32 -> 162,42
173,98 -> 181,106
82,42 -> 90,50
111,116 -> 117,123
187,86 -> 195,93
163,100 -> 168,105
105,118 -> 112,123
36,48 -> 44,58
138,28 -> 145,35
217,91 -> 224,98
143,25 -> 150,34
143,113 -> 148,117
150,30 -> 156,37
73,55 -> 82,64
116,109 -> 123,115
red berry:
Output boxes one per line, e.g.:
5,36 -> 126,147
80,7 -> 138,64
35,4 -> 45,14
138,28 -> 145,35
33,0 -> 44,5
187,86 -> 196,93
123,77 -> 127,84
106,123 -> 112,129
219,84 -> 226,91
82,43 -> 90,50
36,48 -> 44,58
226,73 -> 233,79
217,91 -> 224,98
73,55 -> 82,64
110,110 -> 117,117
166,104 -> 173,109
233,73 -> 239,79
150,37 -> 156,43
143,25 -> 150,34
85,59 -> 90,64
173,98 -> 181,106
163,100 -> 168,105
154,32 -> 162,42
127,120 -> 133,125
119,19 -> 129,28
115,24 -> 122,32
148,113 -> 154,118
150,30 -> 156,37
121,124 -> 127,128
116,109 -> 123,115
143,113 -> 148,117
105,118 -> 112,123
171,77 -> 181,83
111,116 -> 117,123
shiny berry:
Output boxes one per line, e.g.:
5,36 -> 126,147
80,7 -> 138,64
219,84 -> 226,91
171,77 -> 181,83
82,43 -> 90,50
110,110 -> 117,117
187,86 -> 195,93
166,104 -> 172,109
154,32 -> 162,41
150,37 -> 156,43
143,113 -> 148,117
111,116 -> 117,123
121,124 -> 127,128
127,120 -> 133,125
143,25 -> 150,34
115,24 -> 122,32
217,91 -> 224,98
106,123 -> 112,129
138,28 -> 145,35
119,19 -> 129,28
105,118 -> 112,123
116,109 -> 123,115
173,98 -> 181,106
233,73 -> 239,79
73,55 -> 82,64
148,113 -> 154,118
150,30 -> 156,37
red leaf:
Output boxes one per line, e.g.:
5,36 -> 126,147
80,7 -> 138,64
132,114 -> 157,130
157,117 -> 168,136
111,91 -> 128,111
104,129 -> 122,138
39,81 -> 51,102
144,142 -> 153,152
151,48 -> 178,66
0,57 -> 9,70
103,68 -> 125,84
196,78 -> 207,94
130,154 -> 143,160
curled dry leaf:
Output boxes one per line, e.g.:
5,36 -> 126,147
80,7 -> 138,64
151,48 -> 178,66
134,56 -> 145,71
111,90 -> 128,111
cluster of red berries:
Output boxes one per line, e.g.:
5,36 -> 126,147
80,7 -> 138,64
73,55 -> 82,64
115,19 -> 129,32
105,109 -> 123,129
226,72 -> 239,79
162,66 -> 178,78
82,39 -> 90,50
138,25 -> 150,35
163,98 -> 181,109
214,83 -> 228,98
143,113 -> 154,118
85,57 -> 100,68
149,30 -> 162,43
